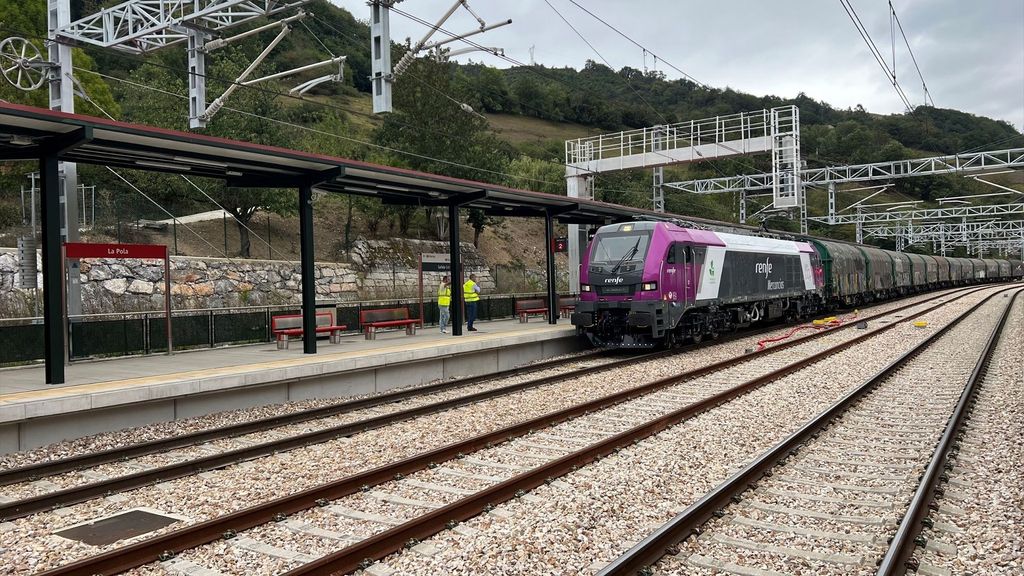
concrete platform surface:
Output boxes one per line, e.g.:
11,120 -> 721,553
0,319 -> 579,427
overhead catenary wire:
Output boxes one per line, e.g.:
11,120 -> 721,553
387,4 -> 730,189
82,67 -> 658,203
106,167 -> 235,259
70,72 -> 249,259
890,1 -> 935,107
74,67 -> 565,187
5,16 -> 705,207
838,0 -> 914,112
541,0 -> 669,126
306,12 -> 593,133
564,0 -> 704,88
348,7 -> 769,183
535,0 -> 771,179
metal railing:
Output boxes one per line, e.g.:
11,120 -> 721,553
0,292 -> 573,366
565,106 -> 797,166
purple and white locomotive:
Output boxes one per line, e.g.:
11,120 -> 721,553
571,221 -> 824,348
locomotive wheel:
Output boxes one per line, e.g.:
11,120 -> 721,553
690,333 -> 703,344
709,331 -> 720,340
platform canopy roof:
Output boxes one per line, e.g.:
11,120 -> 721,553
0,102 -> 743,228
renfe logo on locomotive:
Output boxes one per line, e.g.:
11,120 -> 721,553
604,277 -> 624,284
754,257 -> 773,278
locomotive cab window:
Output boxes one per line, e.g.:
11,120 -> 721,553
665,244 -> 688,264
590,231 -> 652,264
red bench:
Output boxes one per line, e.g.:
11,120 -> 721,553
359,307 -> 422,340
271,312 -> 347,350
558,296 -> 577,318
515,298 -> 548,323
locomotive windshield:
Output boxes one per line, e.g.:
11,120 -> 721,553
590,231 -> 651,265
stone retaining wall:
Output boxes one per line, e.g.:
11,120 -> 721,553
0,239 -> 495,316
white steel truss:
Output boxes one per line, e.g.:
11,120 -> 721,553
563,106 -> 801,291
565,106 -> 801,210
770,106 -> 801,208
51,0 -> 346,128
566,106 -> 797,171
55,0 -> 308,53
665,147 -> 1024,193
864,220 -> 1024,238
808,202 -> 1024,225
863,220 -> 1024,256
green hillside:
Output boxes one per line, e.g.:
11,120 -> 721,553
0,0 -> 1021,257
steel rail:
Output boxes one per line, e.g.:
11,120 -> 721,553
0,350 -> 658,520
1,292 -> 917,519
279,287 -> 996,576
32,287 -> 978,576
2,317 -> 813,520
0,349 -> 614,486
3,286 -> 971,488
876,289 -> 1022,575
596,286 -> 1020,576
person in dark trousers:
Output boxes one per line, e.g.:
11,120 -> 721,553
463,273 -> 481,331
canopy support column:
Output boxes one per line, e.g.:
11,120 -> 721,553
447,201 -> 462,336
299,183 -> 316,354
444,190 -> 488,336
40,154 -> 64,384
544,208 -> 557,324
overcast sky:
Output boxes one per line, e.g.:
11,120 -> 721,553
331,0 -> 1024,132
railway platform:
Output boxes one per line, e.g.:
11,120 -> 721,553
0,319 -> 581,453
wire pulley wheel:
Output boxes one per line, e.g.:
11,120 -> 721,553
0,37 -> 50,91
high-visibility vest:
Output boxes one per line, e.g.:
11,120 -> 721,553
438,284 -> 451,306
463,279 -> 480,302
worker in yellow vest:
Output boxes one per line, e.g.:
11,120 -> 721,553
463,273 -> 481,331
437,275 -> 451,334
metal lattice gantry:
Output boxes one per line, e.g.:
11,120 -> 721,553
565,105 -> 799,189
666,147 -> 1024,193
810,201 -> 1024,225
50,0 -> 356,128
864,220 -> 1024,256
562,105 -> 802,291
665,146 -> 1024,243
55,0 -> 309,53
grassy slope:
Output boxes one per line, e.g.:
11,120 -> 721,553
8,92 -> 1021,263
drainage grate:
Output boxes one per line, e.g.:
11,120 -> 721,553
55,508 -> 180,546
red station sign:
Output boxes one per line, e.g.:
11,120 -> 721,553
64,242 -> 167,259
61,242 -> 175,354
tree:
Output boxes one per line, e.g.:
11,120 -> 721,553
504,155 -> 565,196
465,209 -> 496,247
374,57 -> 513,244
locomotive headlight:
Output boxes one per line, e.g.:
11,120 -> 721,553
641,282 -> 657,291
580,284 -> 592,292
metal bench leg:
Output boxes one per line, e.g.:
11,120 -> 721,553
519,313 -> 527,323
365,327 -> 375,340
277,335 -> 289,350
407,325 -> 416,335
330,331 -> 340,344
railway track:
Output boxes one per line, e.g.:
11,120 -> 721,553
0,349 -> 615,484
0,351 -> 639,519
0,290 -> 955,522
599,287 -> 1022,576
908,291 -> 1023,576
22,287 -> 997,576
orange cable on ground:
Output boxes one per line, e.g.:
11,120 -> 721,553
755,310 -> 860,350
